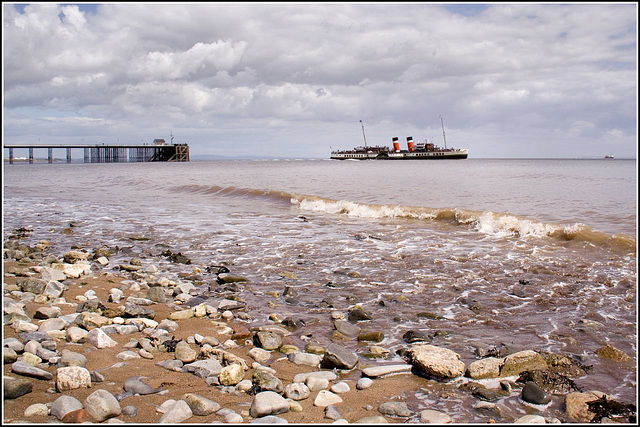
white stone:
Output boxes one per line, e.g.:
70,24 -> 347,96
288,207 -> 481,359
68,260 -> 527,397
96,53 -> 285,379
313,390 -> 343,407
24,403 -> 49,417
330,381 -> 351,394
87,328 -> 118,348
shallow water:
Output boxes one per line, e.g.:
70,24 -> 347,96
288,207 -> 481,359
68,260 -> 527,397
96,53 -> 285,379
3,158 -> 637,421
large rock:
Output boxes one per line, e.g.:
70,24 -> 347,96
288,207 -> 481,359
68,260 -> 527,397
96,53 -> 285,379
321,343 -> 358,370
219,363 -> 244,386
4,376 -> 33,399
466,357 -> 503,379
334,319 -> 361,337
499,350 -> 547,377
56,366 -> 92,391
250,391 -> 290,418
565,391 -> 607,422
174,341 -> 198,363
254,331 -> 283,350
84,389 -> 121,422
408,344 -> 465,380
50,395 -> 84,420
252,369 -> 283,393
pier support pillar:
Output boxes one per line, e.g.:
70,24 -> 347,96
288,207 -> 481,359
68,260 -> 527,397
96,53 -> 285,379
66,148 -> 72,163
9,148 -> 13,164
48,148 -> 53,164
29,148 -> 33,164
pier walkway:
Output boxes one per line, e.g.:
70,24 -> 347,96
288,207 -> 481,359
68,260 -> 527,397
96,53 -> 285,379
4,143 -> 189,164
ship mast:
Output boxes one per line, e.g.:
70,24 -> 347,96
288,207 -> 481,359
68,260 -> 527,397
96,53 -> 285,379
360,120 -> 368,148
440,115 -> 447,149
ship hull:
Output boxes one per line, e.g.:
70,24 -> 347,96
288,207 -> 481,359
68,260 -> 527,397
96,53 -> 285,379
330,149 -> 468,160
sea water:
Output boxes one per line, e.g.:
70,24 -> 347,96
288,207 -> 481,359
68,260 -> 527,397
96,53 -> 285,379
3,158 -> 637,420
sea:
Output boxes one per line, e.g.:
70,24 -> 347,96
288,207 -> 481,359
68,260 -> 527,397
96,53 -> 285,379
3,157 -> 637,421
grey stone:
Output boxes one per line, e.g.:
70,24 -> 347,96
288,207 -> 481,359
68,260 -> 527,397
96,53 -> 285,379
157,359 -> 184,372
59,350 -> 87,368
182,393 -> 221,416
250,391 -> 290,418
50,395 -> 84,420
11,361 -> 53,380
43,281 -> 65,299
322,343 -> 358,370
522,381 -> 551,404
283,382 -> 310,401
33,306 -> 62,319
288,352 -> 322,368
254,331 -> 283,350
356,378 -> 374,390
4,375 -> 33,399
84,389 -> 121,422
4,347 -> 18,364
325,405 -> 342,420
334,319 -> 361,337
158,399 -> 193,423
378,401 -> 413,417
19,278 -> 47,294
183,359 -> 222,377
252,369 -> 283,393
123,376 -> 163,395
121,405 -> 137,418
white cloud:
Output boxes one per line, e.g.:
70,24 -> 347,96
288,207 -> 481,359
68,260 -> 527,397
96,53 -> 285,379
2,2 -> 637,158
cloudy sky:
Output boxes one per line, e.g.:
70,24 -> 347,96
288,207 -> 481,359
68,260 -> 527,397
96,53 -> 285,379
2,2 -> 637,158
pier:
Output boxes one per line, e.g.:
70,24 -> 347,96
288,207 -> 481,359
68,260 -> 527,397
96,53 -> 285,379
4,143 -> 189,164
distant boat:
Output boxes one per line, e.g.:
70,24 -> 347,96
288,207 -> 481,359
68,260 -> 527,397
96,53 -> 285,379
604,155 -> 614,159
330,116 -> 469,160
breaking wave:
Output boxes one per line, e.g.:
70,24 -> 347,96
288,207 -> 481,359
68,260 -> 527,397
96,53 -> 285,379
172,184 -> 636,253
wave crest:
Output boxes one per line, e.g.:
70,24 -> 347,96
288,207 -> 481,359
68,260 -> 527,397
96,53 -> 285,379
171,184 -> 636,253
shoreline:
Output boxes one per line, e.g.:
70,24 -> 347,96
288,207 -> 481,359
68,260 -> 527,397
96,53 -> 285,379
3,232 -> 636,424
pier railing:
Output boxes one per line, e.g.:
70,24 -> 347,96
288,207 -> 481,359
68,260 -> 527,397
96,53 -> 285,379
4,143 -> 189,164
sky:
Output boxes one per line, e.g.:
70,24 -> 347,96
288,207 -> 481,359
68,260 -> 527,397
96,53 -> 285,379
2,2 -> 638,159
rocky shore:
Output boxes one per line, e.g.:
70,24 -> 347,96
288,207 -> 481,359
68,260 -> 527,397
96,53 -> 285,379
3,232 -> 637,424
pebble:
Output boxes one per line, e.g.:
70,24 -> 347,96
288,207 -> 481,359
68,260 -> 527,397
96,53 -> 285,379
158,399 -> 193,423
24,403 -> 49,417
362,364 -> 413,377
314,390 -> 343,407
250,391 -> 290,418
356,378 -> 374,390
